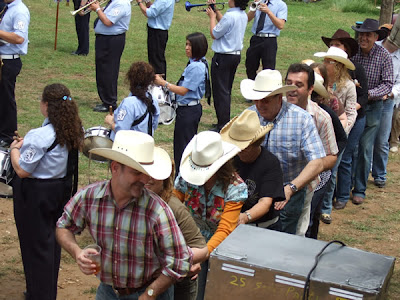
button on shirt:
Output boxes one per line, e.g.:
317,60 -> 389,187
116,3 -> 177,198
110,93 -> 160,140
19,118 -> 68,179
56,181 -> 192,288
94,0 -> 131,35
0,0 -> 29,55
212,7 -> 247,53
251,0 -> 287,35
176,58 -> 207,105
146,0 -> 174,30
352,43 -> 393,100
249,101 -> 326,185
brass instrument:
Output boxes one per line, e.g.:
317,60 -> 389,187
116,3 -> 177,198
70,0 -> 108,16
185,1 -> 228,12
249,0 -> 260,11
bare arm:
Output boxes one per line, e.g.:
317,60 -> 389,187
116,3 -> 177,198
139,274 -> 175,300
90,2 -> 113,26
137,1 -> 148,17
238,197 -> 273,224
191,246 -> 209,264
0,31 -> 24,44
154,74 -> 189,96
206,6 -> 217,39
258,4 -> 285,30
10,139 -> 31,179
321,154 -> 337,172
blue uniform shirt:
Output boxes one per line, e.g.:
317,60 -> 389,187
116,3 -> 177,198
146,0 -> 175,31
110,93 -> 160,140
94,0 -> 131,35
176,58 -> 207,105
0,0 -> 30,55
19,119 -> 68,179
251,0 -> 287,35
212,7 -> 247,53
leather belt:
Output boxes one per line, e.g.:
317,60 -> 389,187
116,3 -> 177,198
256,33 -> 277,38
178,100 -> 200,107
114,285 -> 148,296
0,54 -> 20,59
219,50 -> 241,55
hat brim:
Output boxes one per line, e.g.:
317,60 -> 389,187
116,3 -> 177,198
314,52 -> 356,70
220,115 -> 274,150
240,79 -> 297,100
321,36 -> 359,58
179,138 -> 240,186
313,81 -> 330,99
89,147 -> 172,180
351,26 -> 386,40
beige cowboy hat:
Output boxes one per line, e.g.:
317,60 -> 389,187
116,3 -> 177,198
240,69 -> 297,100
314,47 -> 355,70
90,130 -> 172,180
313,72 -> 329,99
220,110 -> 273,150
179,131 -> 240,186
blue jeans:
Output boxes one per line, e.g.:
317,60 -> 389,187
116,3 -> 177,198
280,188 -> 306,234
321,151 -> 344,214
336,116 -> 366,203
96,282 -> 174,300
196,260 -> 209,300
372,99 -> 394,182
353,101 -> 383,198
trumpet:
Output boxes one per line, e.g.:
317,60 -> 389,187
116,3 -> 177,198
249,0 -> 260,11
185,1 -> 228,12
70,0 -> 108,16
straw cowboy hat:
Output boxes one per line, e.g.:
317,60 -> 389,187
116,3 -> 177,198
220,110 -> 273,150
351,18 -> 386,41
240,69 -> 297,100
90,130 -> 172,180
313,72 -> 329,99
388,15 -> 400,48
321,29 -> 359,58
179,131 -> 240,186
314,47 -> 355,70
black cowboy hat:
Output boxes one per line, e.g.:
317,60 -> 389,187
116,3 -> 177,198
351,18 -> 387,41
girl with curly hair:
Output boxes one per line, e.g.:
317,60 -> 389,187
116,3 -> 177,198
105,61 -> 160,139
10,83 -> 84,300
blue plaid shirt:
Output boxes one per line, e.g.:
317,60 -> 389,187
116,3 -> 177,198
248,101 -> 326,184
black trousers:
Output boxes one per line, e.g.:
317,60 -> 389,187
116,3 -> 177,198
147,25 -> 168,78
13,177 -> 66,300
73,0 -> 90,54
0,58 -> 22,144
245,36 -> 277,80
211,53 -> 241,129
174,104 -> 202,176
95,33 -> 126,108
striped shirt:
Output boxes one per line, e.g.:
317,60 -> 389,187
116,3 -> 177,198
57,180 -> 191,288
352,43 -> 393,100
249,101 -> 326,185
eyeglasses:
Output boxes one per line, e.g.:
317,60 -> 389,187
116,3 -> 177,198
323,59 -> 336,65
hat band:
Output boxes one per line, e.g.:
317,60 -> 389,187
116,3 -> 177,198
189,155 -> 210,170
253,88 -> 273,92
140,161 -> 154,165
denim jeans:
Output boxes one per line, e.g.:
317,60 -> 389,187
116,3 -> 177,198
96,282 -> 174,300
372,99 -> 395,182
321,151 -> 344,214
280,188 -> 306,234
353,101 -> 383,198
196,260 -> 209,300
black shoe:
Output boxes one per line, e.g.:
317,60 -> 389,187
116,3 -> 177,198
0,140 -> 10,148
71,51 -> 88,56
93,103 -> 110,112
210,126 -> 221,132
374,180 -> 385,188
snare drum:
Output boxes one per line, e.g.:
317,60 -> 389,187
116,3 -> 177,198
82,126 -> 112,162
0,147 -> 15,198
148,85 -> 176,125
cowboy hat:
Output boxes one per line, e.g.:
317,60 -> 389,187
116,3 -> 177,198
179,131 -> 240,186
388,15 -> 400,48
220,110 -> 273,150
314,47 -> 356,70
351,18 -> 386,41
90,130 -> 172,180
240,69 -> 297,100
321,29 -> 359,58
313,72 -> 329,99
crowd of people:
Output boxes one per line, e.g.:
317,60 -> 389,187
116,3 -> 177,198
1,0 -> 400,299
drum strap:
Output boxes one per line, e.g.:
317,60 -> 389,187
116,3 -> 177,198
131,96 -> 154,136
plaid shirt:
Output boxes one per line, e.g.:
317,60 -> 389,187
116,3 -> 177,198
249,101 -> 326,185
57,180 -> 191,288
352,43 -> 393,100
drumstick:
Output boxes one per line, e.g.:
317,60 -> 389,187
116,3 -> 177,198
109,106 -> 113,115
13,131 -> 22,142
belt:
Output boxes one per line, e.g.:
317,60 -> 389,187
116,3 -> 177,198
0,54 -> 20,59
178,100 -> 200,107
217,50 -> 241,55
249,216 -> 279,229
114,285 -> 147,296
255,33 -> 277,38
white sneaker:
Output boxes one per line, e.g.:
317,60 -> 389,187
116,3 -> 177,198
390,146 -> 398,153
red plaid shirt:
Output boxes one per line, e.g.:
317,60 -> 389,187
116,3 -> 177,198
57,180 -> 192,288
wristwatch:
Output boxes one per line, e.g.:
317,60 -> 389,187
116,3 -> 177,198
245,211 -> 252,222
288,182 -> 298,193
147,288 -> 155,297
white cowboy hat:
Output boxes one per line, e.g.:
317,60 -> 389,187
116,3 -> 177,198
314,47 -> 355,70
313,72 -> 330,99
90,130 -> 172,180
220,110 -> 273,150
179,131 -> 240,186
240,69 -> 297,100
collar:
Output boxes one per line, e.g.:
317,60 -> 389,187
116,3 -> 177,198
42,118 -> 50,127
227,7 -> 241,12
7,0 -> 21,8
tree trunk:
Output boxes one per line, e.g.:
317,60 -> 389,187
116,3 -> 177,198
380,0 -> 395,25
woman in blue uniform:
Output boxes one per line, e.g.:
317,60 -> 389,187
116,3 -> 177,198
105,61 -> 160,138
10,83 -> 84,300
155,32 -> 209,175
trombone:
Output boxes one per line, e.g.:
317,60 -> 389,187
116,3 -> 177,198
185,1 -> 228,12
70,0 -> 108,16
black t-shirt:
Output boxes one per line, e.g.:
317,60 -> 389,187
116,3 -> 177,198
234,147 -> 285,224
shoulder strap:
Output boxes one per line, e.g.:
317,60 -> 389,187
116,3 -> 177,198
200,58 -> 212,105
47,138 -> 58,152
131,94 -> 155,136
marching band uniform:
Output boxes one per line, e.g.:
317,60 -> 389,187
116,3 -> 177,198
93,0 -> 131,112
0,0 -> 29,147
72,0 -> 90,55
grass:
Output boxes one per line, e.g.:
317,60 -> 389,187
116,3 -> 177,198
8,0 -> 400,298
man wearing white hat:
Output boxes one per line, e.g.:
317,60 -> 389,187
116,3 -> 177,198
242,69 -> 326,235
56,131 -> 192,300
